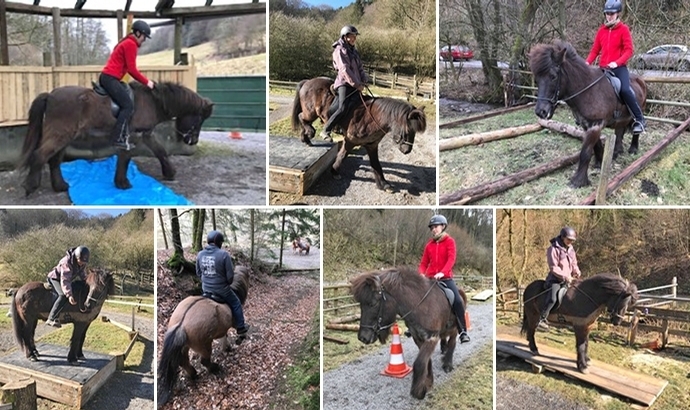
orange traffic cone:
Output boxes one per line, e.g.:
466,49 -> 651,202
381,323 -> 412,378
465,311 -> 472,331
229,131 -> 242,139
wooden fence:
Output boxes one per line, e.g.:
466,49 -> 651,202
0,65 -> 197,123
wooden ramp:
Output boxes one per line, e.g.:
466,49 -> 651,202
269,135 -> 338,194
0,343 -> 117,408
496,333 -> 667,407
472,289 -> 494,301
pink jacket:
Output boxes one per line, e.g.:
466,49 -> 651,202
546,237 -> 581,284
332,38 -> 368,89
47,248 -> 87,298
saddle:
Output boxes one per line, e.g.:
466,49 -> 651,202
544,281 -> 569,311
92,81 -> 134,118
604,70 -> 636,102
202,291 -> 225,304
437,281 -> 455,306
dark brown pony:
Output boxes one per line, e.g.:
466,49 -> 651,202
530,41 -> 647,187
19,81 -> 214,196
350,267 -> 466,399
521,273 -> 638,373
291,77 -> 427,192
11,269 -> 115,363
157,266 -> 250,407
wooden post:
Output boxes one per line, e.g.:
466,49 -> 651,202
42,51 -> 52,67
661,319 -> 669,348
174,17 -> 183,65
671,276 -> 677,308
595,134 -> 616,205
413,74 -> 418,97
517,286 -> 524,318
0,0 -> 9,66
116,10 -> 124,40
628,309 -> 639,346
51,8 -> 62,67
392,72 -> 397,89
1,378 -> 37,410
372,71 -> 376,87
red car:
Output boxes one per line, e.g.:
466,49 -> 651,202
440,45 -> 474,61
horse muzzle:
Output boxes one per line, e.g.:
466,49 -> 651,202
534,104 -> 553,120
357,329 -> 376,345
398,141 -> 414,155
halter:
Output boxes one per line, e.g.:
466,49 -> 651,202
536,63 -> 607,107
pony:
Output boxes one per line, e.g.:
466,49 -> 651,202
521,273 -> 638,373
292,239 -> 300,254
291,77 -> 427,192
530,40 -> 647,187
11,269 -> 115,363
19,81 -> 214,196
350,267 -> 466,399
157,266 -> 250,407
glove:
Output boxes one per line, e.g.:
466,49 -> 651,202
607,62 -> 618,69
147,80 -> 155,89
434,272 -> 445,280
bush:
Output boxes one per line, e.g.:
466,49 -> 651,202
269,13 -> 332,81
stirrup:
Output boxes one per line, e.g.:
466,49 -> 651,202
114,135 -> 134,151
632,120 -> 645,134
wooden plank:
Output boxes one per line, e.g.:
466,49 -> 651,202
642,307 -> 690,322
497,333 -> 667,407
268,135 -> 338,195
439,123 -> 542,151
471,289 -> 494,301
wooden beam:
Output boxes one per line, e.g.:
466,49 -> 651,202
440,123 -> 542,151
323,335 -> 349,344
4,2 -> 265,18
580,115 -> 690,205
327,314 -> 360,324
51,7 -> 61,67
641,76 -> 690,83
0,0 -> 9,65
325,323 -> 359,331
537,118 -> 586,139
439,152 -> 579,205
174,17 -> 182,65
439,102 -> 534,129
596,134 -> 616,205
116,10 -> 123,41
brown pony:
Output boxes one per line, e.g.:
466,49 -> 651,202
350,267 -> 466,399
157,266 -> 250,407
19,81 -> 214,196
530,41 -> 647,188
521,273 -> 638,373
291,77 -> 427,192
11,269 -> 115,363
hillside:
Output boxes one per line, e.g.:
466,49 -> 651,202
138,42 -> 266,76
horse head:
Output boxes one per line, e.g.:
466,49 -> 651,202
350,272 -> 397,345
530,42 -> 570,120
150,82 -> 214,145
84,269 -> 115,310
395,105 -> 427,155
608,280 -> 638,325
174,97 -> 214,146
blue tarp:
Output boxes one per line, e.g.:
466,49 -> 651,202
61,156 -> 192,205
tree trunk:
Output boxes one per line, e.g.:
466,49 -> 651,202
1,378 -> 37,410
279,209 -> 286,269
191,209 -> 206,253
166,208 -> 195,275
465,0 -> 503,100
157,209 -> 169,249
250,209 -> 255,263
211,209 -> 217,230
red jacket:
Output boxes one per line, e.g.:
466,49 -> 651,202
102,35 -> 149,85
418,234 -> 456,279
585,22 -> 634,67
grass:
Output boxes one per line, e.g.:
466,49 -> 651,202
138,42 -> 266,76
439,105 -> 690,205
497,315 -> 690,409
271,308 -> 320,410
38,319 -> 146,369
103,295 -> 155,319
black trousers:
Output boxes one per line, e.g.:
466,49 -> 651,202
611,66 -> 644,122
323,85 -> 356,133
48,277 -> 68,321
99,73 -> 134,142
541,281 -> 562,318
441,278 -> 468,331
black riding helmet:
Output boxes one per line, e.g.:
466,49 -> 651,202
428,214 -> 448,228
560,226 -> 577,241
74,246 -> 90,264
604,0 -> 622,13
207,230 -> 224,247
132,20 -> 152,39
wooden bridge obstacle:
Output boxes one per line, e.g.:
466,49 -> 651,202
269,135 -> 339,195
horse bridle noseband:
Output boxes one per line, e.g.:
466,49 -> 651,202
536,64 -> 607,107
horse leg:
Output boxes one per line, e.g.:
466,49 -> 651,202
47,148 -> 69,192
629,129 -> 640,155
574,325 -> 590,373
298,113 -> 315,146
364,143 -> 392,192
24,133 -> 72,195
180,346 -> 198,380
571,127 -> 602,188
142,132 -> 176,180
198,340 -> 221,374
114,152 -> 133,189
613,127 -> 625,160
442,332 -> 457,373
331,140 -> 355,180
76,321 -> 90,360
411,338 -> 438,400
68,322 -> 89,363
27,316 -> 40,359
523,302 -> 540,355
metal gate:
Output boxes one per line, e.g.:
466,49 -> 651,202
197,75 -> 266,132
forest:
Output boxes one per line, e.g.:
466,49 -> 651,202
496,208 -> 690,294
323,208 -> 493,282
269,0 -> 436,80
0,209 -> 153,290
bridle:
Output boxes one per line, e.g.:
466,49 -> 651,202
574,283 -> 629,320
81,275 -> 109,313
536,63 -> 607,108
360,87 -> 414,149
358,275 -> 437,336
174,116 -> 202,144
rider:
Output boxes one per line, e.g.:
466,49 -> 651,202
196,230 -> 250,343
585,0 -> 646,134
319,25 -> 369,141
46,246 -> 90,328
418,214 -> 470,343
538,226 -> 581,330
100,20 -> 156,151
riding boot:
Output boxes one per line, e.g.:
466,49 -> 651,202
537,314 -> 550,331
236,324 -> 251,345
112,123 -> 134,151
620,88 -> 646,134
456,317 -> 470,343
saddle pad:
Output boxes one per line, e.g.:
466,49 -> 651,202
61,155 -> 193,205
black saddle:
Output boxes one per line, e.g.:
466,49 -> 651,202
202,291 -> 225,304
436,281 -> 455,306
92,81 -> 134,118
544,281 -> 568,311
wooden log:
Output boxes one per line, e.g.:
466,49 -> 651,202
439,103 -> 535,129
327,314 -> 360,325
323,335 -> 349,345
537,118 -> 586,139
628,309 -> 640,346
581,115 -> 690,205
1,378 -> 37,410
596,134 -> 616,205
439,123 -> 542,151
439,152 -> 579,205
325,323 -> 359,331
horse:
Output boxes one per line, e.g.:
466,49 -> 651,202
530,40 -> 647,188
291,77 -> 427,192
292,239 -> 300,254
297,238 -> 310,255
157,266 -> 250,407
521,273 -> 638,373
19,81 -> 214,196
11,269 -> 115,363
350,267 -> 466,399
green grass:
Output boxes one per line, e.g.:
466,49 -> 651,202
103,296 -> 155,319
423,342 -> 494,410
498,316 -> 690,409
38,319 -> 146,369
271,308 -> 320,410
439,106 -> 690,205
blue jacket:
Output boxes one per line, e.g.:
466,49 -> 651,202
196,244 -> 234,293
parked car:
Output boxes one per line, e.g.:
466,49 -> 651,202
439,45 -> 474,62
631,44 -> 690,71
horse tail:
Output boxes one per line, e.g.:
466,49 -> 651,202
18,92 -> 50,170
10,294 -> 27,352
157,323 -> 187,407
291,80 -> 307,131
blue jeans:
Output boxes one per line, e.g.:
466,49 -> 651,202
214,286 -> 246,330
441,279 -> 467,331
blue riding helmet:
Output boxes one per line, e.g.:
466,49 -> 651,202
604,0 -> 622,13
207,230 -> 225,247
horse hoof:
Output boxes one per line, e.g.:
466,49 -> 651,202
68,359 -> 80,366
332,173 -> 341,180
77,355 -> 86,361
530,349 -> 539,355
383,185 -> 394,193
628,147 -> 638,155
442,364 -> 453,373
28,355 -> 38,362
579,366 -> 589,374
569,178 -> 590,188
116,180 -> 133,190
208,363 -> 222,373
52,182 -> 69,192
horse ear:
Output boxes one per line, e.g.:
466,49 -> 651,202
556,46 -> 567,64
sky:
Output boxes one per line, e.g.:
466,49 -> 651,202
67,208 -> 131,217
302,0 -> 354,8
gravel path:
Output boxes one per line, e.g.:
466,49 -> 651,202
496,375 -> 590,410
323,301 -> 493,409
